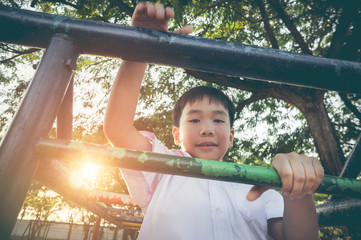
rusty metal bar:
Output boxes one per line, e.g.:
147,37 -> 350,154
0,34 -> 79,239
1,5 -> 361,94
35,138 -> 361,199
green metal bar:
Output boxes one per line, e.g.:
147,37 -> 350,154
35,139 -> 361,199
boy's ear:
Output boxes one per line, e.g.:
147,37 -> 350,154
229,129 -> 235,147
172,126 -> 181,145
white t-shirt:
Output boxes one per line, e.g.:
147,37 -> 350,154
121,132 -> 284,240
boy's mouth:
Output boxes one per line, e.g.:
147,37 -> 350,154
196,142 -> 218,147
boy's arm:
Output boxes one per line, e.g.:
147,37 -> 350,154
247,153 -> 324,240
104,60 -> 150,150
104,2 -> 192,150
268,195 -> 319,240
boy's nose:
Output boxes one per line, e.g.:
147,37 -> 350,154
200,128 -> 215,136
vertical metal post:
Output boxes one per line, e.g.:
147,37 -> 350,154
339,134 -> 361,179
57,77 -> 73,140
328,134 -> 361,201
0,34 -> 79,239
92,217 -> 101,240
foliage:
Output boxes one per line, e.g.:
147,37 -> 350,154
1,0 -> 361,237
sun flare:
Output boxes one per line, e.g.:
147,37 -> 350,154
80,163 -> 99,181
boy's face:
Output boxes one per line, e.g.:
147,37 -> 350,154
172,96 -> 234,161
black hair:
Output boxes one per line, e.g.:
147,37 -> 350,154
173,86 -> 235,128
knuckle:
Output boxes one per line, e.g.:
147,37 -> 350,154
308,175 -> 316,183
278,169 -> 291,179
318,170 -> 325,178
294,175 -> 305,184
274,153 -> 284,159
288,152 -> 298,158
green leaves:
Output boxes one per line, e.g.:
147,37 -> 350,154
1,0 -> 360,235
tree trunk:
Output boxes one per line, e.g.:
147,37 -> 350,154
273,86 -> 344,175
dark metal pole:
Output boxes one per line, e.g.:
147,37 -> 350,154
92,217 -> 101,240
339,134 -> 361,179
0,5 -> 360,94
35,139 -> 361,199
326,133 -> 361,202
0,34 -> 79,239
317,198 -> 361,226
318,134 -> 361,220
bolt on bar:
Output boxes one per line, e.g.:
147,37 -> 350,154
36,139 -> 361,199
0,5 -> 361,94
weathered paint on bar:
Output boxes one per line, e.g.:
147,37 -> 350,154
90,190 -> 138,207
35,139 -> 361,199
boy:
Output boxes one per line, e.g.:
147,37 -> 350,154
104,2 -> 324,239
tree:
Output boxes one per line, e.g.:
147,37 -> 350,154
1,0 -> 360,238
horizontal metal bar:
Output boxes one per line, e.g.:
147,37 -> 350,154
1,5 -> 361,94
35,139 -> 361,199
317,199 -> 361,226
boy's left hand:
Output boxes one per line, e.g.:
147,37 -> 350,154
247,152 -> 324,201
132,2 -> 192,34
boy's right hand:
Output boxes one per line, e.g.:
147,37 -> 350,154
132,2 -> 193,34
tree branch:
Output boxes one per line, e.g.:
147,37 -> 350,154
0,47 -> 41,64
193,0 -> 224,19
234,92 -> 271,120
334,5 -> 361,62
39,0 -> 78,9
35,0 -> 112,22
256,0 -> 279,49
267,0 -> 313,54
185,70 -> 275,93
327,2 -> 357,58
339,93 -> 361,121
108,0 -> 134,17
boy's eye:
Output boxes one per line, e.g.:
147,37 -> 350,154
189,119 -> 200,123
214,119 -> 225,123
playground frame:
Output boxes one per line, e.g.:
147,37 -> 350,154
1,5 -> 361,239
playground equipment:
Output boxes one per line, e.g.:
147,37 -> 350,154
0,5 -> 361,239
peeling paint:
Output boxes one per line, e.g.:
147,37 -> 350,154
330,60 -> 341,77
68,141 -> 85,150
175,158 -> 182,168
166,160 -> 175,167
226,42 -> 236,49
64,22 -> 70,33
51,16 -> 67,32
138,152 -> 148,163
150,30 -> 170,43
111,147 -> 126,159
